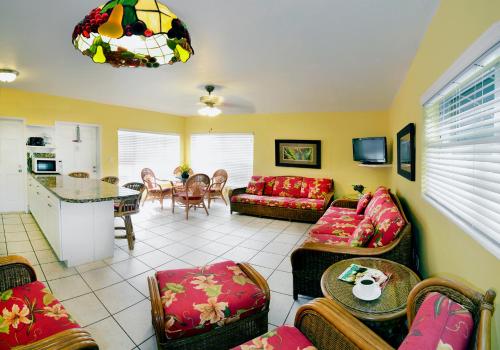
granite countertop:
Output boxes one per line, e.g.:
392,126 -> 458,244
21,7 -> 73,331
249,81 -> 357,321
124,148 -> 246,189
31,174 -> 140,203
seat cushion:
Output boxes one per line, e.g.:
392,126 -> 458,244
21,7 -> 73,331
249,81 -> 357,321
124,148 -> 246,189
232,325 -> 316,350
0,281 -> 80,349
173,192 -> 203,200
231,194 -> 299,208
399,292 -> 473,350
356,192 -> 372,215
251,176 -> 276,196
348,217 -> 375,247
367,199 -> 406,247
300,178 -> 332,199
231,194 -> 265,205
272,176 -> 303,197
322,206 -> 365,219
305,233 -> 351,246
290,198 -> 325,211
245,180 -> 265,196
156,260 -> 267,340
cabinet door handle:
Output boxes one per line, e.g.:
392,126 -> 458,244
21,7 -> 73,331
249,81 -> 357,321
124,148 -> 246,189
47,204 -> 52,208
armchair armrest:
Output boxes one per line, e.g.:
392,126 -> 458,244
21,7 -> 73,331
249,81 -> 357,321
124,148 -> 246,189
0,255 -> 37,291
331,198 -> 358,209
148,275 -> 167,344
228,187 -> 247,198
295,298 -> 393,350
239,263 -> 270,309
323,191 -> 336,208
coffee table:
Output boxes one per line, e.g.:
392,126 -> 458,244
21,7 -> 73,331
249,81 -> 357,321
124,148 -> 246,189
320,257 -> 420,346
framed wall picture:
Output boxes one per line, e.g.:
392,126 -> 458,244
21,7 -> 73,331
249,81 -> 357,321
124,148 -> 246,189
275,139 -> 321,169
397,123 -> 415,181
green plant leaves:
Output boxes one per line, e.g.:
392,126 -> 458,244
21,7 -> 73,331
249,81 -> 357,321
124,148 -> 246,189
0,290 -> 12,301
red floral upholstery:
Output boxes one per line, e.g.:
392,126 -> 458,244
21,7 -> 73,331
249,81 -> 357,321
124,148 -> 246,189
231,194 -> 266,205
309,215 -> 363,236
272,176 -> 303,198
155,260 -> 267,340
348,217 -> 374,247
399,292 -> 473,350
251,176 -> 276,196
305,233 -> 351,246
300,178 -> 332,199
365,186 -> 390,218
260,196 -> 298,208
245,180 -> 265,196
291,198 -> 325,211
232,325 -> 316,350
367,197 -> 406,248
0,281 -> 80,350
356,192 -> 372,215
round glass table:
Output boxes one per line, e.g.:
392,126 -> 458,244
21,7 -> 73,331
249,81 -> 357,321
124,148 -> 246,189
321,257 -> 420,346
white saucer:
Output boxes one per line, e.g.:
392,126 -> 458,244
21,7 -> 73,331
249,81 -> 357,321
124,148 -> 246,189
352,284 -> 381,301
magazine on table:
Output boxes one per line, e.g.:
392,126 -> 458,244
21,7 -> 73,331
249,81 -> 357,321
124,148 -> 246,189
337,264 -> 392,290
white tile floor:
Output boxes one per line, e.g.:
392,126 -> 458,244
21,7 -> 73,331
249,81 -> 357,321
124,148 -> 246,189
0,202 -> 314,350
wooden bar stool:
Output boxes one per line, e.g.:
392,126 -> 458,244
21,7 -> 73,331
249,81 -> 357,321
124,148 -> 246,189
68,172 -> 90,178
115,182 -> 145,250
101,176 -> 119,184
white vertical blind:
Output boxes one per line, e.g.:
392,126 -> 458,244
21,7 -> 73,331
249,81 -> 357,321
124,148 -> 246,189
190,133 -> 254,187
423,44 -> 500,258
118,130 -> 180,184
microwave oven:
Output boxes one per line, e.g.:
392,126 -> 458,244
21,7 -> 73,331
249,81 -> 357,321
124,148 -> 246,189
32,158 -> 60,174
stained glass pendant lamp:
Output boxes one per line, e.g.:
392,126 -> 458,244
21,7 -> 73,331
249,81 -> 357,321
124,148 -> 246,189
72,0 -> 193,68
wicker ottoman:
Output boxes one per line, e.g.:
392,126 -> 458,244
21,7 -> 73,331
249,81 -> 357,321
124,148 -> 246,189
148,260 -> 270,350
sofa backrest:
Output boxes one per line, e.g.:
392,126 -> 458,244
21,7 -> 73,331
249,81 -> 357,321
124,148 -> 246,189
272,176 -> 303,197
251,176 -> 276,196
300,177 -> 333,199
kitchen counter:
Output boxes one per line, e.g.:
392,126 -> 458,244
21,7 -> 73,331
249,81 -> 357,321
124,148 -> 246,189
31,174 -> 139,203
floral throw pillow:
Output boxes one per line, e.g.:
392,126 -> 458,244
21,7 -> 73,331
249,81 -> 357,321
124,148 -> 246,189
348,217 -> 374,247
272,176 -> 303,198
251,176 -> 276,196
399,292 -> 473,350
300,178 -> 332,199
356,192 -> 372,215
245,180 -> 265,195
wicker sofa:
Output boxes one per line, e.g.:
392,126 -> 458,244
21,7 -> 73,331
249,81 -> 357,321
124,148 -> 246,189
291,187 -> 412,299
229,176 -> 335,223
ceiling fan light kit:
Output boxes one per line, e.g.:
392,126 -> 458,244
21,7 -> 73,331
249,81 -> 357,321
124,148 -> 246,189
198,106 -> 221,117
198,85 -> 223,117
72,0 -> 193,68
0,69 -> 19,83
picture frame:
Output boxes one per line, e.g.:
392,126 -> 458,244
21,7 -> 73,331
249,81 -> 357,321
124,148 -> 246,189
397,123 -> 415,181
275,139 -> 321,169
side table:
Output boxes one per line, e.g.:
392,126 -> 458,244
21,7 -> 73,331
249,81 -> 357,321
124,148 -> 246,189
320,257 -> 420,346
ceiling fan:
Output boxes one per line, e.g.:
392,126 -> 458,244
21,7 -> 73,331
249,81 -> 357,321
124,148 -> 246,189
198,85 -> 223,117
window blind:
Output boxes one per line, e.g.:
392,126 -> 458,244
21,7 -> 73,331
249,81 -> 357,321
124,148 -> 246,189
118,130 -> 180,184
190,133 -> 254,187
422,44 -> 500,257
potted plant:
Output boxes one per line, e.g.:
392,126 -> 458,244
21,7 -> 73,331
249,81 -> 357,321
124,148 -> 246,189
179,164 -> 191,179
352,184 -> 365,198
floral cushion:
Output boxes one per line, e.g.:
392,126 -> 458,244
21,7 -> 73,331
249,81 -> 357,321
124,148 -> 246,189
309,216 -> 363,237
231,194 -> 266,205
300,178 -> 332,199
365,186 -> 390,218
251,176 -> 276,196
348,217 -> 374,247
232,325 -> 316,350
356,193 -> 372,215
272,176 -> 303,198
0,281 -> 80,349
305,233 -> 351,246
246,180 -> 265,196
367,198 -> 406,247
399,292 -> 473,350
156,260 -> 267,340
290,198 -> 325,211
260,197 -> 297,208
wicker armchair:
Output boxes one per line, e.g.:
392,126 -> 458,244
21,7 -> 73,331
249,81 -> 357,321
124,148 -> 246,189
207,169 -> 228,208
115,182 -> 145,250
172,173 -> 210,220
68,172 -> 90,179
101,176 -> 119,185
141,168 -> 172,209
0,255 -> 98,350
291,191 -> 412,299
294,278 -> 495,350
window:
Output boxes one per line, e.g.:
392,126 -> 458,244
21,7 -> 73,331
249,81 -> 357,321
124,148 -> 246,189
422,43 -> 500,257
190,134 -> 254,187
118,130 -> 180,183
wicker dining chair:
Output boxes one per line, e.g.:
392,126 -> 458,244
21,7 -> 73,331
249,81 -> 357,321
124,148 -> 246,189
115,182 -> 145,250
172,173 -> 211,220
101,176 -> 119,185
68,172 -> 90,178
207,169 -> 228,208
141,168 -> 172,209
0,255 -> 98,349
173,166 -> 194,177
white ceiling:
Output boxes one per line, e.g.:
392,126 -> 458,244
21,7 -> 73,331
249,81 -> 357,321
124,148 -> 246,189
0,0 -> 438,116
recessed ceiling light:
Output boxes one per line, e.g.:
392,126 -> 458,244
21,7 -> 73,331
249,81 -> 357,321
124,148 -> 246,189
0,69 -> 19,83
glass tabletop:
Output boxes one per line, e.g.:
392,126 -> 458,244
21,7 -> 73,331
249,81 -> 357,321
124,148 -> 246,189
321,258 -> 420,320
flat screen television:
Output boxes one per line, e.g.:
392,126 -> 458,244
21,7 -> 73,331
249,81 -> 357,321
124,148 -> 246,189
352,137 -> 387,164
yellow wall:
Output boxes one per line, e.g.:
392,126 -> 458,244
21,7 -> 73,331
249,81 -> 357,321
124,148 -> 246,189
0,87 -> 185,176
387,0 -> 500,345
185,112 -> 391,197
